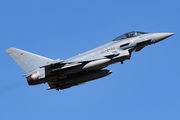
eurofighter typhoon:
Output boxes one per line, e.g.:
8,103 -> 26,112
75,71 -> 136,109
5,31 -> 174,90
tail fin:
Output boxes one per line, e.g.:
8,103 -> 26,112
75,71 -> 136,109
5,47 -> 53,73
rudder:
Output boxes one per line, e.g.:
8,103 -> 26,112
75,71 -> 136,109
5,47 -> 53,73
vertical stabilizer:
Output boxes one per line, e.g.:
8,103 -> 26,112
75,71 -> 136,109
5,47 -> 53,73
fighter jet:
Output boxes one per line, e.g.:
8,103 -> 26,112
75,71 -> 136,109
5,31 -> 174,90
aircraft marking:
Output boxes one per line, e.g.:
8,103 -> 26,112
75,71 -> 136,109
100,46 -> 115,54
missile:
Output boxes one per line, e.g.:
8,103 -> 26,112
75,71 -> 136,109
47,69 -> 112,90
51,58 -> 111,76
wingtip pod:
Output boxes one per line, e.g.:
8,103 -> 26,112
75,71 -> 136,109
5,47 -> 17,54
46,87 -> 52,90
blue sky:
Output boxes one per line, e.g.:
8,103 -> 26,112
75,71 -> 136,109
1,0 -> 180,120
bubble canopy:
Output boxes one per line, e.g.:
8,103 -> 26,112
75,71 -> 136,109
113,31 -> 148,41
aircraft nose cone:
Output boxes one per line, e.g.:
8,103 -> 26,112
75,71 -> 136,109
153,33 -> 175,42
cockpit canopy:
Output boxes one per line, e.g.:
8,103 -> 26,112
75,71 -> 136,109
113,31 -> 148,41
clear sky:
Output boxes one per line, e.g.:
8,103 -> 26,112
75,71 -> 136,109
1,0 -> 180,120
